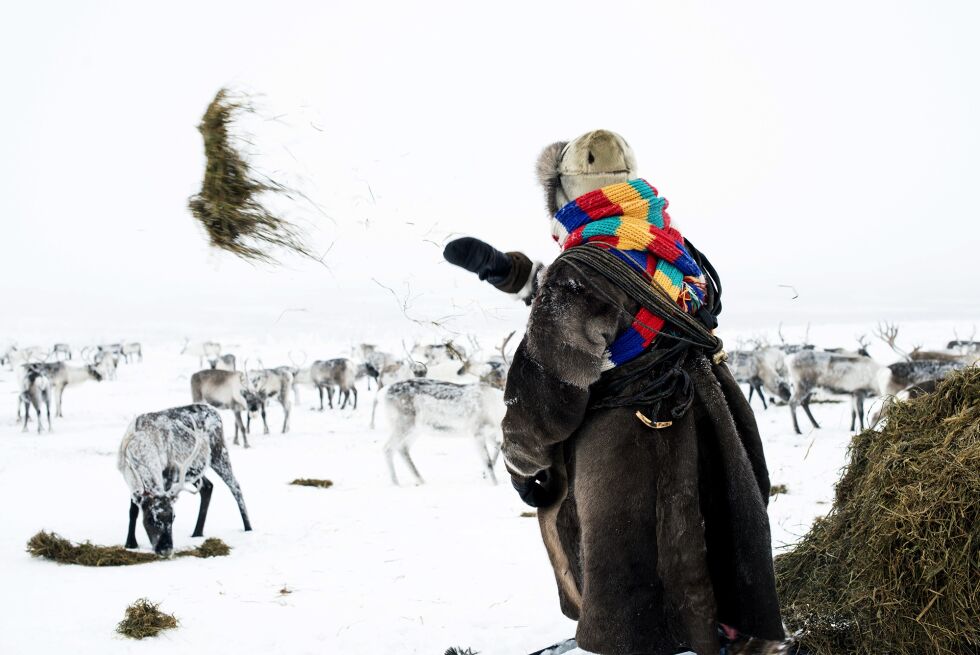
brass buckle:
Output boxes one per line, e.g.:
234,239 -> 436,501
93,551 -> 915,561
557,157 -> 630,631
635,411 -> 672,429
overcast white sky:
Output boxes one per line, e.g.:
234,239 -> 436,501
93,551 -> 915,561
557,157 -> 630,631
2,0 -> 979,343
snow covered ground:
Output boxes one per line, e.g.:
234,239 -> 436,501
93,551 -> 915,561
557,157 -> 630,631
0,320 -> 973,654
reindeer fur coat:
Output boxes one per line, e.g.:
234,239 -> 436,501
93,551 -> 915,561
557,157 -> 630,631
502,259 -> 784,655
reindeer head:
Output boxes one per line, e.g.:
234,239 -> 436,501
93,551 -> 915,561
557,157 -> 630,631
139,493 -> 176,557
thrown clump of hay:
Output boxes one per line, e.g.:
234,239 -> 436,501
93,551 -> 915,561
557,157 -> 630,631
775,366 -> 980,655
188,88 -> 313,264
116,599 -> 178,639
27,531 -> 231,566
290,478 -> 334,488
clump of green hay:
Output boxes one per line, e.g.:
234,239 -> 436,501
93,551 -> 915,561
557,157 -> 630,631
183,537 -> 231,558
769,484 -> 788,497
774,367 -> 980,655
188,88 -> 313,264
27,531 -> 231,566
290,478 -> 334,488
116,599 -> 178,639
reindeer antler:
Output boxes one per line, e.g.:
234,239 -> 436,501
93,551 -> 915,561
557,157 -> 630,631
498,330 -> 516,366
874,322 -> 911,362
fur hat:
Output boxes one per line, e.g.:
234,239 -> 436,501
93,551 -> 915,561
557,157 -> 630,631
535,129 -> 637,216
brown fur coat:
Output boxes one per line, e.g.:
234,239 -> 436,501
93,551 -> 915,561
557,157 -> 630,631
501,259 -> 784,655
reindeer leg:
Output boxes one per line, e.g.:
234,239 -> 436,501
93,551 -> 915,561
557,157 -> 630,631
126,501 -> 140,548
400,446 -> 425,485
474,428 -> 498,485
235,411 -> 250,448
327,386 -> 335,410
210,448 -> 251,531
260,403 -> 269,435
789,398 -> 802,435
35,400 -> 42,434
856,392 -> 867,431
44,393 -> 51,432
757,383 -> 768,409
281,401 -> 290,434
55,384 -> 64,418
351,387 -> 358,410
747,383 -> 755,405
802,394 -> 820,429
191,477 -> 213,537
383,439 -> 400,485
21,397 -> 29,433
317,385 -> 325,411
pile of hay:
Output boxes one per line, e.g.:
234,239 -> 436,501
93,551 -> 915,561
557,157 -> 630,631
27,531 -> 231,566
290,478 -> 334,488
188,88 -> 312,264
775,366 -> 980,655
116,599 -> 178,639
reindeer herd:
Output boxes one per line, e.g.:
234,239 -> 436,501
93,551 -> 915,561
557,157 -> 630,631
727,324 -> 980,434
5,325 -> 977,555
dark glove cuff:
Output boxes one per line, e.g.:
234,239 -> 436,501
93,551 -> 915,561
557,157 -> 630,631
491,251 -> 533,294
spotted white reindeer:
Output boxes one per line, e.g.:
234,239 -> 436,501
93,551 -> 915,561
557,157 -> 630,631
785,349 -> 881,434
246,367 -> 293,434
382,379 -> 504,485
190,369 -> 253,447
118,404 -> 251,556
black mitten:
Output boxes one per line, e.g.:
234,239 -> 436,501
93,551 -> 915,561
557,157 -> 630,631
511,469 -> 560,508
443,237 -> 513,284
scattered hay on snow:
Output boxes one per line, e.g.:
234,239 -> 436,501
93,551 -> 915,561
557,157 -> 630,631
775,366 -> 980,655
290,478 -> 334,488
187,88 -> 313,264
520,511 -> 537,518
27,531 -> 231,566
445,648 -> 478,655
769,484 -> 788,497
116,599 -> 178,639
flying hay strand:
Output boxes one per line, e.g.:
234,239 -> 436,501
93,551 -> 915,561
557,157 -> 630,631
116,599 -> 178,639
27,531 -> 231,566
774,366 -> 980,655
188,88 -> 313,264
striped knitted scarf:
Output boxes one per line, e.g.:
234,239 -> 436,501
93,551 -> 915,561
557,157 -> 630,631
551,179 -> 707,370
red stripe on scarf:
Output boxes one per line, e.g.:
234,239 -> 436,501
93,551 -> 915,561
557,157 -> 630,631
634,307 -> 664,343
576,188 -> 623,220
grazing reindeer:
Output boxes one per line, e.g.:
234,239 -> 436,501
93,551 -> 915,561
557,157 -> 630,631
785,349 -> 881,434
19,365 -> 52,433
181,339 -> 222,368
121,342 -> 143,363
52,343 -> 72,361
876,359 -> 963,397
246,368 -> 293,434
311,358 -> 359,410
209,353 -> 237,371
190,369 -> 252,447
382,379 -> 504,485
118,404 -> 251,556
26,362 -> 104,418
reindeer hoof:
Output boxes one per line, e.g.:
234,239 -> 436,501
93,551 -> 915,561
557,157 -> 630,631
191,530 -> 203,538
125,540 -> 138,549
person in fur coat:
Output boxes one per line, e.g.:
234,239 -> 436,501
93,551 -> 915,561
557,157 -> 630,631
444,130 -> 787,655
